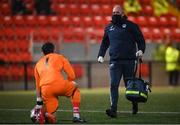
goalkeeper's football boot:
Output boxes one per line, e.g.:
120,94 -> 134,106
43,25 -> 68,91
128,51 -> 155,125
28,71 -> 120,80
132,102 -> 138,114
73,117 -> 86,123
45,113 -> 56,123
106,109 -> 117,118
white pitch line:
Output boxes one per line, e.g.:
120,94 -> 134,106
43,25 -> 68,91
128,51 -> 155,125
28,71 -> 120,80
0,108 -> 180,114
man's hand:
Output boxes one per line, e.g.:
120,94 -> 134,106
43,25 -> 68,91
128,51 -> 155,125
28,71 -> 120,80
98,56 -> 104,63
136,50 -> 143,58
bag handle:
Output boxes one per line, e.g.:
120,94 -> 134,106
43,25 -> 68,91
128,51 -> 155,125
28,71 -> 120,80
134,58 -> 142,78
138,58 -> 142,78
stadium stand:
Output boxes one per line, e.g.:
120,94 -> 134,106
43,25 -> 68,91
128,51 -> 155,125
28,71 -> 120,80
0,0 -> 179,81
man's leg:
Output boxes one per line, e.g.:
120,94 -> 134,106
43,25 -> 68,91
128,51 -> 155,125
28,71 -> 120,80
107,62 -> 122,118
123,60 -> 138,114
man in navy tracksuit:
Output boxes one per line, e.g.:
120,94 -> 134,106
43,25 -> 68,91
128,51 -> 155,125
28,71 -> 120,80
97,5 -> 146,118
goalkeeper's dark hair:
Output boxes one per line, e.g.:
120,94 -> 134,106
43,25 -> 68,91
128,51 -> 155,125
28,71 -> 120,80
41,42 -> 55,55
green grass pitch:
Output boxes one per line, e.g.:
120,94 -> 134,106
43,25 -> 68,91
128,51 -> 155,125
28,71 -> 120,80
0,87 -> 180,124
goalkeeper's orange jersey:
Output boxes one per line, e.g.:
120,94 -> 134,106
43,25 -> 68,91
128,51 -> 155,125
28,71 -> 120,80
34,53 -> 75,92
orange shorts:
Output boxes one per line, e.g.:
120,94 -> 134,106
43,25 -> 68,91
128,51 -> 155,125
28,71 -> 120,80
41,80 -> 77,114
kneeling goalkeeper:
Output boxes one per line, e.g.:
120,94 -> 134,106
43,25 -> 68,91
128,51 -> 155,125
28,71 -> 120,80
34,42 -> 84,123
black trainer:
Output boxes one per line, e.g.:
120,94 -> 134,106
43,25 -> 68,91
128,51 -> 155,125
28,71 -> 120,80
73,117 -> 86,123
132,102 -> 138,114
106,109 -> 117,118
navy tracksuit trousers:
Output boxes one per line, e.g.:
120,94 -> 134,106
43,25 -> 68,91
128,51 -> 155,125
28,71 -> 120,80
109,60 -> 135,111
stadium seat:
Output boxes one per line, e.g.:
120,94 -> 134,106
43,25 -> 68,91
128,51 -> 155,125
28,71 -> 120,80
162,27 -> 171,39
93,16 -> 105,28
15,27 -> 30,39
72,16 -> 82,27
82,16 -> 94,27
6,40 -> 17,52
18,40 -> 30,52
0,29 -> 4,39
148,16 -> 158,27
56,4 -> 69,15
0,3 -> 11,15
2,16 -> 13,27
158,16 -> 168,27
85,27 -> 95,41
25,15 -> 37,27
49,27 -> 60,41
21,52 -> 32,62
141,27 -> 152,41
3,28 -> 16,39
91,4 -> 101,15
73,28 -> 86,42
33,28 -> 50,41
95,28 -> 104,43
102,4 -> 112,16
0,41 -> 5,52
142,5 -> 153,15
37,15 -> 49,27
168,16 -> 178,27
86,28 -> 104,43
69,4 -> 80,15
13,15 -> 25,27
104,16 -> 111,24
152,28 -> 163,41
128,16 -> 136,23
80,4 -> 90,15
136,16 -> 148,27
10,65 -> 24,80
60,16 -> 71,28
0,53 -> 5,64
5,52 -> 21,62
171,28 -> 180,42
63,28 -> 85,43
49,16 -> 60,27
27,65 -> 34,80
63,28 -> 74,42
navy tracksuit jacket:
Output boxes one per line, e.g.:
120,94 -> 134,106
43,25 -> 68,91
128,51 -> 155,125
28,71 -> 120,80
98,18 -> 146,111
